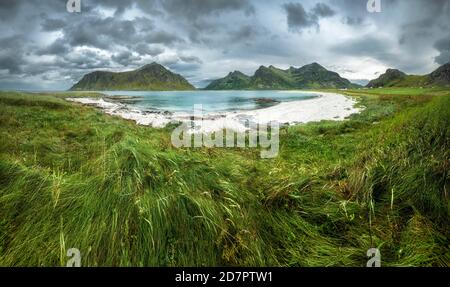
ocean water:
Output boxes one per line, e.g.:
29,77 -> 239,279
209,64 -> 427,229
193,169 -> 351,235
101,90 -> 318,113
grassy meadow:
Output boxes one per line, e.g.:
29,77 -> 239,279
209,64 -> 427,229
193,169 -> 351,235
0,88 -> 448,266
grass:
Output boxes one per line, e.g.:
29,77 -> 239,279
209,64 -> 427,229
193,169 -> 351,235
0,88 -> 448,266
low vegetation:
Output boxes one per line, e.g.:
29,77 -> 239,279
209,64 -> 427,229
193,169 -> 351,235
0,88 -> 448,266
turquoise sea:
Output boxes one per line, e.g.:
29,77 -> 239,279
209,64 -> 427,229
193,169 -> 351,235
101,90 -> 318,113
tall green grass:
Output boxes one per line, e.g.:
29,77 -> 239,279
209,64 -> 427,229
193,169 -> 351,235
0,89 -> 448,266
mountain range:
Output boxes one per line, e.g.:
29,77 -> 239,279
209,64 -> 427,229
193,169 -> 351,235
70,61 -> 450,91
205,63 -> 360,90
366,62 -> 450,88
70,62 -> 195,91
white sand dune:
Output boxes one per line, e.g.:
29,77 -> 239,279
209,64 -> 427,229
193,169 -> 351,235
67,91 -> 362,132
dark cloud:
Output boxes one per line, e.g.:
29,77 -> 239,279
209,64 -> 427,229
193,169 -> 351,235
0,35 -> 28,75
41,18 -> 66,31
0,0 -> 22,21
146,31 -> 184,45
133,44 -> 164,56
156,0 -> 256,45
37,39 -> 70,55
331,35 -> 396,63
63,16 -> 138,49
179,55 -> 202,64
112,51 -> 142,66
342,16 -> 363,26
283,3 -> 316,31
229,25 -> 263,42
312,3 -> 335,17
160,0 -> 255,20
434,37 -> 450,65
398,1 -> 449,47
283,2 -> 335,32
0,56 -> 24,75
59,50 -> 112,70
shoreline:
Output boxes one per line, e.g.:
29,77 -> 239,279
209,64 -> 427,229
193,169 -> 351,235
66,91 -> 362,132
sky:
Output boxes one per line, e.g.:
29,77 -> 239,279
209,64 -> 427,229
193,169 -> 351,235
0,0 -> 449,90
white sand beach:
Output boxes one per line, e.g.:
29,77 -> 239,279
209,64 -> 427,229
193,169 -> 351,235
67,92 -> 362,132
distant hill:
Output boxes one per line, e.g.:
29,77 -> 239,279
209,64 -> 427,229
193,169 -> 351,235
205,63 -> 359,90
206,71 -> 251,90
366,62 -> 450,88
70,62 -> 195,91
366,69 -> 407,88
429,62 -> 450,86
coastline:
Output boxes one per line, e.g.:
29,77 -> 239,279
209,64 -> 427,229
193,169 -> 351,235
66,91 -> 362,132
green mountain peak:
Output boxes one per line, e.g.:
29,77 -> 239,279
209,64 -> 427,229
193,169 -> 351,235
366,62 -> 450,88
70,63 -> 195,91
206,62 -> 358,90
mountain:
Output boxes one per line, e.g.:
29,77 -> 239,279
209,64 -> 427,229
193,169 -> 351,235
429,62 -> 450,86
366,69 -> 407,88
206,71 -> 251,90
70,62 -> 195,91
289,63 -> 357,89
366,62 -> 450,88
205,62 -> 358,90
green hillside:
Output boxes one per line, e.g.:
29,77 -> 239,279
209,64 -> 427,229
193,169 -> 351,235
367,62 -> 450,88
206,71 -> 251,90
367,69 -> 407,88
206,63 -> 359,90
70,62 -> 195,91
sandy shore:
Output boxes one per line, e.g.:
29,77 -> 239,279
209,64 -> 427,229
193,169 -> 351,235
67,91 -> 362,132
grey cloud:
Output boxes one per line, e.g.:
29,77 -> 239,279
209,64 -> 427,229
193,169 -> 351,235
112,51 -> 142,66
157,0 -> 255,45
87,0 -> 134,15
60,50 -> 112,70
283,3 -> 316,31
230,25 -> 263,42
0,35 -> 28,75
435,51 -> 450,65
0,34 -> 25,50
37,39 -> 70,55
332,35 -> 396,63
342,16 -> 364,26
0,56 -> 24,75
146,31 -> 184,45
283,2 -> 335,32
169,62 -> 201,74
41,18 -> 66,31
160,0 -> 254,20
134,44 -> 164,56
434,38 -> 450,51
63,16 -> 137,49
179,55 -> 202,64
0,0 -> 22,21
434,37 -> 450,64
312,3 -> 335,17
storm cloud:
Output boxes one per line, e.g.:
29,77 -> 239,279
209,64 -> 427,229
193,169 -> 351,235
0,0 -> 449,89
283,2 -> 335,32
